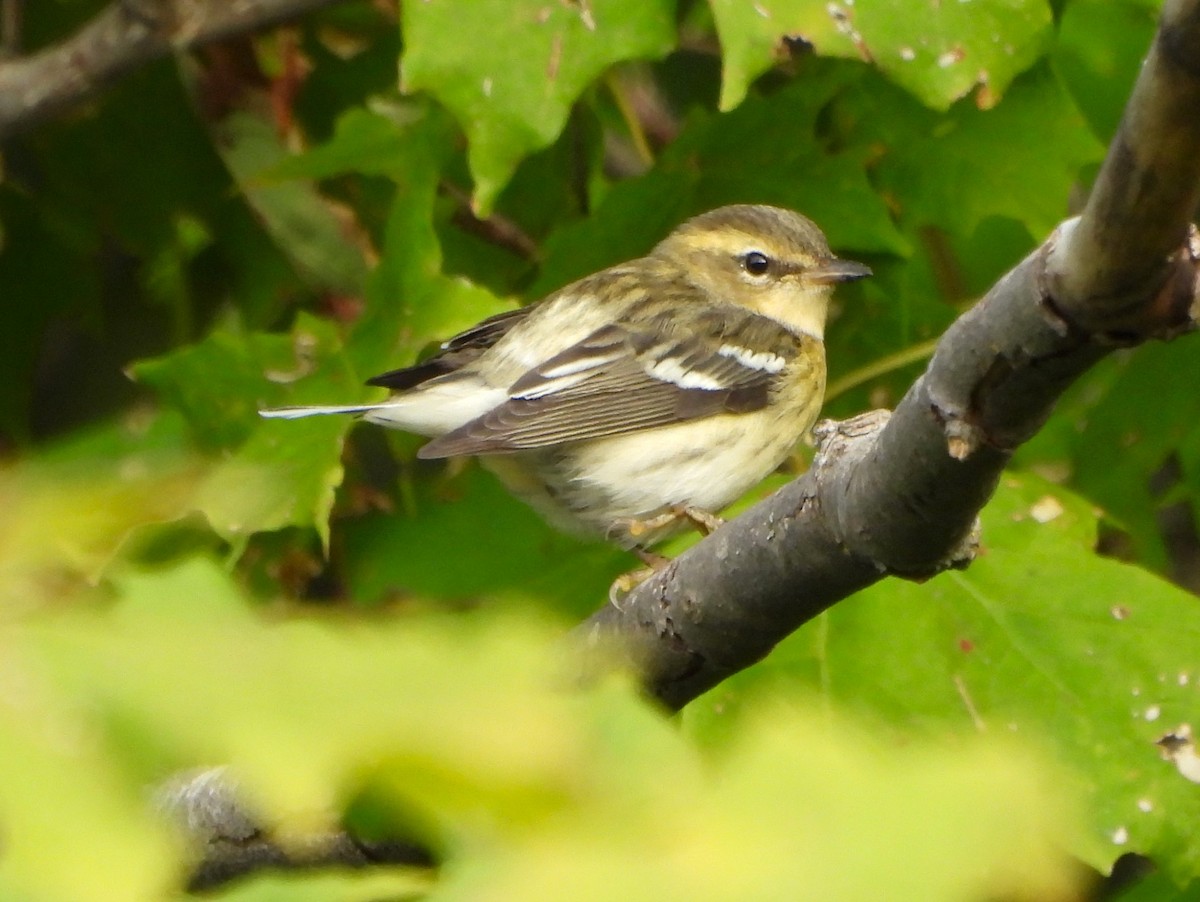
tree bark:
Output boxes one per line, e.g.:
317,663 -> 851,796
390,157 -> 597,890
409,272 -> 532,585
0,0 -> 348,139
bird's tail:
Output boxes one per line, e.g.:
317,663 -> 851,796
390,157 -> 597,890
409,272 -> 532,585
259,404 -> 388,419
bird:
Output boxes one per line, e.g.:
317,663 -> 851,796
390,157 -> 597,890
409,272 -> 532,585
261,204 -> 870,550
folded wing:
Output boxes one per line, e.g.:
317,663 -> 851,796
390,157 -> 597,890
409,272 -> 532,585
419,308 -> 805,458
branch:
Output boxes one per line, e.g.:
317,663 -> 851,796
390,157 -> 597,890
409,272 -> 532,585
156,767 -> 432,890
0,0 -> 347,140
1047,0 -> 1200,328
576,0 -> 1200,712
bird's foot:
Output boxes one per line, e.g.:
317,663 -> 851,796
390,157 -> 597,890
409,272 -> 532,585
621,505 -> 725,540
608,550 -> 672,607
677,505 -> 725,536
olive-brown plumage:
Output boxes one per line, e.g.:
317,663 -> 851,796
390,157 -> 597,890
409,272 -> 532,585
262,205 -> 870,547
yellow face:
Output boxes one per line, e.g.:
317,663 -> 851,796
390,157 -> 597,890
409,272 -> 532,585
652,205 -> 870,339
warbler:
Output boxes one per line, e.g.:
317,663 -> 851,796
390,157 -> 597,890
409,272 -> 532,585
261,205 -> 870,549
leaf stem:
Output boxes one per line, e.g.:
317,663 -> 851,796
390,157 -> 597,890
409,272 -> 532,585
605,70 -> 654,168
825,337 -> 941,403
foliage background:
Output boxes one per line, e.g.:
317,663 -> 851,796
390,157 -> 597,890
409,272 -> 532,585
2,0 -> 1200,898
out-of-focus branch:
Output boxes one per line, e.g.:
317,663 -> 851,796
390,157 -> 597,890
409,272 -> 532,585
576,0 -> 1200,712
0,0 -> 347,140
1,0 -> 23,59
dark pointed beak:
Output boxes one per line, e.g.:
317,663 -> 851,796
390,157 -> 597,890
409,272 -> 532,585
807,257 -> 872,285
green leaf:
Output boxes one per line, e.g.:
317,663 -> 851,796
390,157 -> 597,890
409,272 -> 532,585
193,417 -> 347,551
346,132 -> 510,381
863,62 -> 1104,239
0,412 -> 205,609
711,0 -> 1053,112
212,110 -> 371,295
211,870 -> 431,902
685,473 -> 1200,882
3,560 -> 1080,899
531,67 -> 907,297
1053,0 -> 1161,140
1018,342 -> 1200,572
136,313 -> 362,547
339,463 -> 627,616
134,328 -> 298,452
194,315 -> 361,548
263,103 -> 431,182
401,0 -> 677,213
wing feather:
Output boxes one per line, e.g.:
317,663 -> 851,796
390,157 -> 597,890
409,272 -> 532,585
419,307 -> 805,458
366,305 -> 532,391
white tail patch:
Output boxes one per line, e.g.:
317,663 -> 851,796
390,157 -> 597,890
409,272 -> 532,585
259,378 -> 505,437
259,404 -> 384,419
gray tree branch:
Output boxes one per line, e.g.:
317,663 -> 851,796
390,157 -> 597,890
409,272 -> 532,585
576,0 -> 1200,712
0,0 -> 347,140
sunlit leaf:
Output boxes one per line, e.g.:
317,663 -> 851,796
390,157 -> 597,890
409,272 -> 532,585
0,561 -> 1080,899
401,0 -> 676,213
711,0 -> 1052,112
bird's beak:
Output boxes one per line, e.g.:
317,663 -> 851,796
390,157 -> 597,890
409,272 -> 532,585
807,257 -> 872,285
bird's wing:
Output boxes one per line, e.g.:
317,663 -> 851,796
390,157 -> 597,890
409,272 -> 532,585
365,305 -> 533,391
418,307 -> 807,457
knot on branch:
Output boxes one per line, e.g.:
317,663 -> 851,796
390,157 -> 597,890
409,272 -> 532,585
815,408 -> 983,580
811,408 -> 892,470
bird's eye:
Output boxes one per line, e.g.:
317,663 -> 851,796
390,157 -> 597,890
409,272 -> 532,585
741,251 -> 771,276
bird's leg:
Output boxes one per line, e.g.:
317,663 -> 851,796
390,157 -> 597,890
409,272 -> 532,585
608,549 -> 672,606
608,508 -> 724,606
623,509 -> 685,539
622,505 -> 725,540
678,505 -> 725,536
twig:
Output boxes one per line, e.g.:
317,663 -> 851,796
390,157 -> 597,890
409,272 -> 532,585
0,0 -> 347,140
442,181 -> 541,263
0,0 -> 22,59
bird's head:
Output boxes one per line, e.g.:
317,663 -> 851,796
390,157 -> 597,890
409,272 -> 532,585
652,204 -> 871,339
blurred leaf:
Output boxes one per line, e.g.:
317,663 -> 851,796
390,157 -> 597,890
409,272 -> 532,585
711,0 -> 1052,112
212,110 -> 371,295
685,473 -> 1200,881
0,412 -> 204,612
401,0 -> 677,213
531,66 -> 906,297
0,664 -> 182,902
339,463 -> 627,615
862,63 -> 1104,239
1,560 -> 1079,899
1053,0 -> 1160,140
213,869 -> 431,902
1114,871 -> 1200,902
